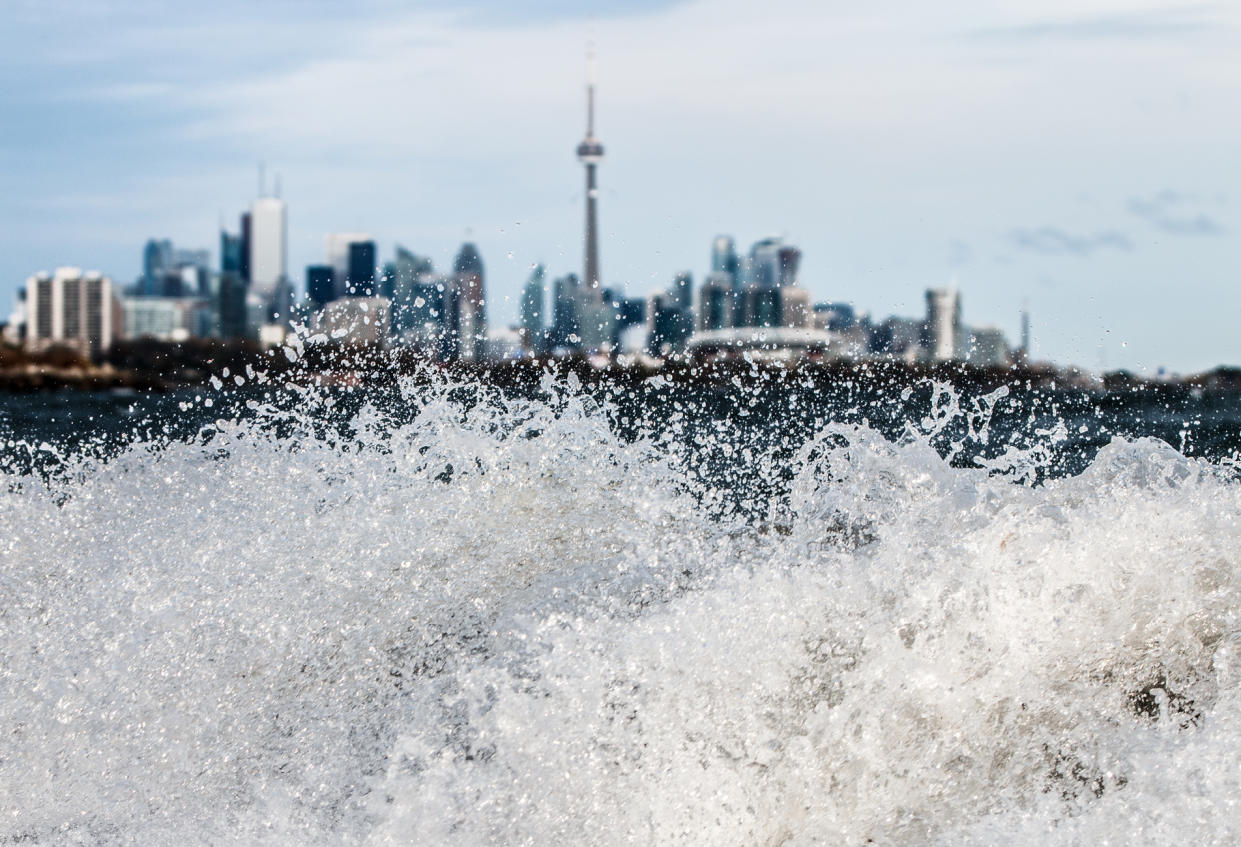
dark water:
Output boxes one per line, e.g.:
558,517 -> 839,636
3,377 -> 1238,490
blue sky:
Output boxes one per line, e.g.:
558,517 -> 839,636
2,0 -> 1238,372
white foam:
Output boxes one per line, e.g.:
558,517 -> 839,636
1,379 -> 1238,844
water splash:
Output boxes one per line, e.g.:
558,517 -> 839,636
1,376 -> 1238,844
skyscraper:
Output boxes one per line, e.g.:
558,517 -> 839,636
711,236 -> 738,278
142,239 -> 173,296
346,241 -> 376,296
306,266 -> 335,307
576,48 -> 605,293
249,195 -> 287,305
925,287 -> 961,361
453,242 -> 486,361
325,233 -> 372,300
520,263 -> 547,351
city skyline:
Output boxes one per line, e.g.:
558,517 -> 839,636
3,0 -> 1239,373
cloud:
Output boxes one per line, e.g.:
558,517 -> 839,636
1128,190 -> 1226,235
965,7 -> 1225,43
1009,227 -> 1133,256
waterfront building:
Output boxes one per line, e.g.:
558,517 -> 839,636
325,233 -> 372,300
389,247 -> 435,336
925,287 -> 961,362
453,242 -> 487,361
121,296 -> 206,342
218,272 -> 248,340
698,273 -> 735,331
306,266 -> 336,308
24,268 -> 118,357
965,326 -> 1012,367
520,264 -> 547,352
711,236 -> 738,278
249,195 -> 287,307
346,241 -> 377,297
141,239 -> 174,296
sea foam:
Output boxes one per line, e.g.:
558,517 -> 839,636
1,377 -> 1238,844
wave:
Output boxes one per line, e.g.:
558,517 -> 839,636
1,376 -> 1239,844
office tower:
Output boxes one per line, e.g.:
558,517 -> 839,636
453,242 -> 486,361
390,246 -> 434,335
551,273 -> 581,349
221,231 -> 244,275
249,194 -> 287,305
218,272 -> 248,339
305,267 -> 335,307
776,245 -> 801,287
669,271 -> 693,312
711,236 -> 738,278
925,287 -> 961,361
325,233 -> 372,300
647,294 -> 693,357
778,286 -> 811,328
740,285 -> 781,327
698,273 -> 735,331
576,48 -> 605,292
520,264 -> 547,351
24,267 -> 117,357
346,241 -> 377,296
142,239 -> 173,296
239,213 -> 252,284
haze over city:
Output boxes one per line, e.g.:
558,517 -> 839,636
3,0 -> 1238,373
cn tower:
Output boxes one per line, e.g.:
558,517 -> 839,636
576,48 -> 604,291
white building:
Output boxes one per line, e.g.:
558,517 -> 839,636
120,297 -> 203,342
25,267 -> 118,356
249,195 -> 287,303
925,287 -> 961,362
965,326 -> 1012,367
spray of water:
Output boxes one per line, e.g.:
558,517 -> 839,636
1,374 -> 1238,844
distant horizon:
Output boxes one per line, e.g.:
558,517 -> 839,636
3,0 -> 1238,373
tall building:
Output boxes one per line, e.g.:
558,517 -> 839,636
24,267 -> 117,357
453,242 -> 486,361
325,233 -> 372,300
698,273 -> 735,331
577,48 -> 605,293
520,263 -> 547,351
711,236 -> 738,278
306,266 -> 335,308
925,287 -> 961,361
142,239 -> 173,296
346,241 -> 376,296
239,212 -> 252,284
249,195 -> 287,305
220,230 -> 244,275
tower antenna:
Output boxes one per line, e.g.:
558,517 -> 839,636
258,162 -> 266,197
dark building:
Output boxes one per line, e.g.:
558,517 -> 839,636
453,242 -> 486,360
550,273 -> 581,349
221,231 -> 244,275
669,271 -> 693,311
346,241 -> 376,296
648,294 -> 693,356
218,272 -> 248,340
307,265 -> 335,308
239,212 -> 252,284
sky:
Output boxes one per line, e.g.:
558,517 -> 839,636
1,0 -> 1238,373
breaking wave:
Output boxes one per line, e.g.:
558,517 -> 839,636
2,375 -> 1239,844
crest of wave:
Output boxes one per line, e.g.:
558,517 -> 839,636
1,377 -> 1239,844
0,376 -> 725,843
369,395 -> 1241,845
